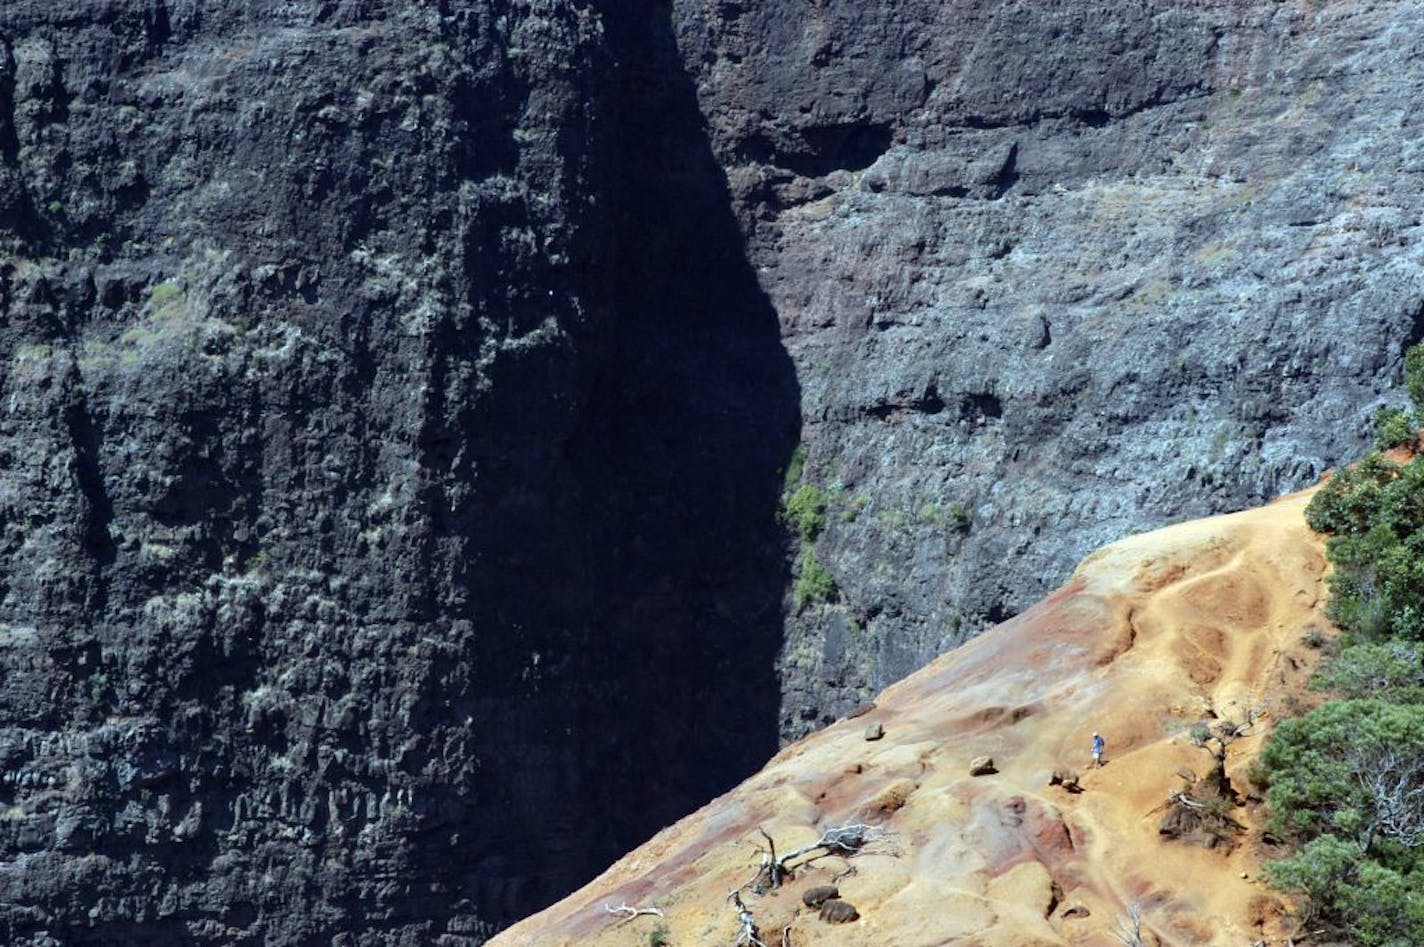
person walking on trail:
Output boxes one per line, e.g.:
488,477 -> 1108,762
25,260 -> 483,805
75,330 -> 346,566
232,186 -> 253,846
1091,732 -> 1105,767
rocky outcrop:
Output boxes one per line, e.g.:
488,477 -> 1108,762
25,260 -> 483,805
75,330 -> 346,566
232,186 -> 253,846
668,0 -> 1424,736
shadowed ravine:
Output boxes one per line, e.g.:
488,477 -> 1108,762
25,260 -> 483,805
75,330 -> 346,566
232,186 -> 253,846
485,0 -> 801,920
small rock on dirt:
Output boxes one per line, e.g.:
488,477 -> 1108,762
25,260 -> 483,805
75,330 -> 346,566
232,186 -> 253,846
819,899 -> 859,924
969,755 -> 996,776
802,884 -> 839,908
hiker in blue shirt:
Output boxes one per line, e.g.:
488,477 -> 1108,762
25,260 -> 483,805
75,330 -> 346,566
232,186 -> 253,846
1092,732 -> 1105,767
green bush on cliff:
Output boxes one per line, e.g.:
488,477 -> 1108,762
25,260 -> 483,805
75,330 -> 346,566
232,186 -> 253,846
782,442 -> 806,491
1305,448 -> 1424,641
1260,702 -> 1424,946
793,547 -> 838,608
1259,700 -> 1424,842
784,483 -> 829,542
1374,406 -> 1417,450
1265,352 -> 1424,944
1266,836 -> 1424,947
1304,450 -> 1397,538
1312,641 -> 1424,702
1407,342 -> 1424,416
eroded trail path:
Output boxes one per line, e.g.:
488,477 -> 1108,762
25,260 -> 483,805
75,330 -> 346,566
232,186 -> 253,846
494,491 -> 1328,947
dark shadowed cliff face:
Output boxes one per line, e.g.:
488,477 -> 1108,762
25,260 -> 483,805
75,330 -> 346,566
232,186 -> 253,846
0,1 -> 795,942
669,0 -> 1424,736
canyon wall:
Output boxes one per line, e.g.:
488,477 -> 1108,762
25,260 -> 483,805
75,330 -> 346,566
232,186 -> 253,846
0,0 -> 1420,942
0,2 -> 795,942
670,0 -> 1424,735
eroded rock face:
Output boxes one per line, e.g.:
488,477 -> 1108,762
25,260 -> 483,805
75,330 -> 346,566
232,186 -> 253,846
668,0 -> 1424,736
0,1 -> 795,942
1,0 -> 1422,943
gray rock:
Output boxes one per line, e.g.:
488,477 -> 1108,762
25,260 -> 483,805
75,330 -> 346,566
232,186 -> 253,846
0,2 -> 796,942
819,898 -> 860,924
671,0 -> 1424,737
970,756 -> 997,776
802,884 -> 839,908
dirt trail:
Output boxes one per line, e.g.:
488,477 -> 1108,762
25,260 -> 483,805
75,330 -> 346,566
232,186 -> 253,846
493,489 -> 1329,946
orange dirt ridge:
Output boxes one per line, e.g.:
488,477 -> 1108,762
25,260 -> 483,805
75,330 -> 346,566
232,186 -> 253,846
492,489 -> 1331,947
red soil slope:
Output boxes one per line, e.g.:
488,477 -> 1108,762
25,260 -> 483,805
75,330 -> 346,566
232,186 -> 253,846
494,489 -> 1329,946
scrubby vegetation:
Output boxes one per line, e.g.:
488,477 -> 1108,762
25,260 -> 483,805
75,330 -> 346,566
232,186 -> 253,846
1258,345 -> 1424,945
781,445 -> 840,610
784,483 -> 829,541
1374,405 -> 1416,450
794,547 -> 839,608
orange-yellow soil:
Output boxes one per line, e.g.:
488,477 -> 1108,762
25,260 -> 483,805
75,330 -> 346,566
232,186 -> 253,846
493,489 -> 1330,947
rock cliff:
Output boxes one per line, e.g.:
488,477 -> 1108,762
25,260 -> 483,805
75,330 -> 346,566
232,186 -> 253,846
0,2 -> 795,942
671,0 -> 1424,736
0,0 -> 1420,943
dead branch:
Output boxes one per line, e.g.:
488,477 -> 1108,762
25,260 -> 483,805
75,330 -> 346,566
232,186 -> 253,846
1111,900 -> 1146,947
1189,704 -> 1263,800
728,890 -> 766,947
777,823 -> 887,874
1348,745 -> 1424,850
758,827 -> 783,888
602,902 -> 665,926
1169,790 -> 1206,811
747,823 -> 888,890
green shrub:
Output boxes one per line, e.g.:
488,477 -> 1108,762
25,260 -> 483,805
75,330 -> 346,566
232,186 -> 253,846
1260,700 -> 1424,943
1261,700 -> 1424,841
1313,641 -> 1424,702
87,670 -> 109,706
1407,341 -> 1424,417
1267,837 -> 1424,947
1374,406 -> 1417,451
649,924 -> 671,947
149,280 -> 182,307
1276,424 -> 1424,945
840,494 -> 868,523
1305,453 -> 1424,641
1305,451 -> 1398,536
876,508 -> 909,532
948,502 -> 971,533
782,443 -> 806,491
794,547 -> 838,608
783,483 -> 829,541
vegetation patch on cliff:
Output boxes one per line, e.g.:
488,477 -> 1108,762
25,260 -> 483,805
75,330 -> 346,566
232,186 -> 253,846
1259,344 -> 1424,945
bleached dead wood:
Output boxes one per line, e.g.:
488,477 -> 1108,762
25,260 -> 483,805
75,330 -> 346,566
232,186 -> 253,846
728,890 -> 766,946
759,822 -> 887,886
601,902 -> 664,925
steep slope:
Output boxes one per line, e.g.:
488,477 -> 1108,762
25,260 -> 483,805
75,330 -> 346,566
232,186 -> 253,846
494,489 -> 1329,946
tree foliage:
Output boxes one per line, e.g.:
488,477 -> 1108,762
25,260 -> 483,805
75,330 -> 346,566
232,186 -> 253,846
1266,354 -> 1424,944
1261,702 -> 1424,945
1375,406 -> 1418,451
